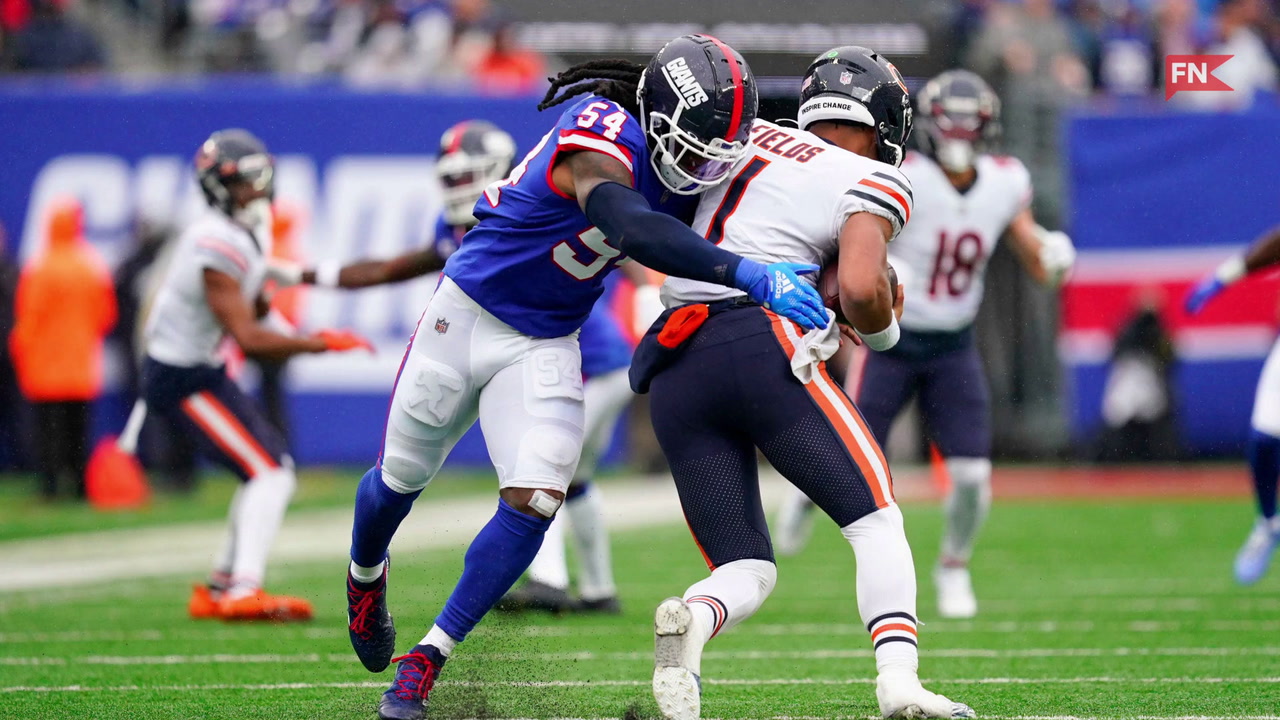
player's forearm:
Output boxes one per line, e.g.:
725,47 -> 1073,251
585,181 -> 744,289
1244,227 -> 1280,274
841,268 -> 894,334
301,251 -> 440,290
233,324 -> 325,360
1007,213 -> 1051,285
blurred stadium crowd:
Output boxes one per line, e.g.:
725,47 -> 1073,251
0,0 -> 1277,101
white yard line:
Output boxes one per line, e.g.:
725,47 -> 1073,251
4,677 -> 1280,694
6,619 -> 1278,644
4,646 -> 1280,666
0,473 -> 802,593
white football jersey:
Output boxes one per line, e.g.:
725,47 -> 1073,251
145,209 -> 272,367
663,120 -> 913,306
891,150 -> 1031,332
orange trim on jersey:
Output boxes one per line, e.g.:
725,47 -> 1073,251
857,178 -> 911,223
764,310 -> 891,509
181,391 -> 277,477
871,622 -> 918,642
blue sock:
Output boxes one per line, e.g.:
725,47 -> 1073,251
350,466 -> 422,568
1247,430 -> 1280,520
434,499 -> 552,642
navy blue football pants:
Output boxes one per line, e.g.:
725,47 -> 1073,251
648,306 -> 894,569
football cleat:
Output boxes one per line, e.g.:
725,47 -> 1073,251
877,671 -> 975,719
495,580 -> 579,614
348,561 -> 397,672
578,595 -> 622,614
652,597 -> 701,720
188,584 -> 221,620
1234,517 -> 1280,585
217,590 -> 313,622
378,644 -> 446,720
934,566 -> 978,619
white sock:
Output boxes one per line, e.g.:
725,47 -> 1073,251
421,624 -> 458,657
227,467 -> 296,598
682,558 -> 777,675
940,457 -> 993,565
525,514 -> 570,590
349,560 -> 385,584
841,504 -> 919,676
566,483 -> 615,600
211,485 -> 245,589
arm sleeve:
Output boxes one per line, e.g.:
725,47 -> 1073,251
585,181 -> 745,288
836,166 -> 915,240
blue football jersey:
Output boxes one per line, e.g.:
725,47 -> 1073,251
442,95 -> 697,338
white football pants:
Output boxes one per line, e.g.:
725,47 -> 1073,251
379,276 -> 585,495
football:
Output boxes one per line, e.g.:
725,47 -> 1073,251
818,260 -> 898,325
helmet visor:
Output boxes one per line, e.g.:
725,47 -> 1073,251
235,153 -> 275,196
648,110 -> 745,195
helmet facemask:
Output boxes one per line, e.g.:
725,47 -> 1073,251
639,69 -> 748,196
437,150 -> 511,227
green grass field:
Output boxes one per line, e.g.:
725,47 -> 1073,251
1,472 -> 1277,720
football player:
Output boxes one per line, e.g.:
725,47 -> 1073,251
337,35 -> 828,720
144,129 -> 371,622
1186,226 -> 1280,584
774,70 -> 1077,620
276,120 -> 646,614
638,47 -> 973,719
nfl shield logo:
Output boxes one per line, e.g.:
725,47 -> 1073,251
434,317 -> 450,334
839,70 -> 854,85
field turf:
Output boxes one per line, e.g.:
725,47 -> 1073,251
1,471 -> 1277,720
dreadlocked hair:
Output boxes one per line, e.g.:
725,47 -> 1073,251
538,59 -> 646,116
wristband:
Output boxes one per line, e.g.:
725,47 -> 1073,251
1215,255 -> 1247,285
855,315 -> 901,351
316,261 -> 341,288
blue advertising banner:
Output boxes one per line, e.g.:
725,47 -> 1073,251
1063,104 -> 1280,454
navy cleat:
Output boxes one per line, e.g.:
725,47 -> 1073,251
495,580 -> 579,614
348,559 -> 396,672
378,644 -> 446,720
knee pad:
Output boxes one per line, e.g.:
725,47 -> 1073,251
502,424 -> 581,493
714,558 -> 778,598
945,457 -> 992,488
842,502 -> 905,540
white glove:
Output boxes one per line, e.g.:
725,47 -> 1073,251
265,258 -> 304,287
1038,230 -> 1076,288
632,284 -> 667,337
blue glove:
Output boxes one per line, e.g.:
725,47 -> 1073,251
735,259 -> 830,331
1184,275 -> 1225,315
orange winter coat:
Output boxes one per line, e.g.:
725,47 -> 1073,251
10,200 -> 117,401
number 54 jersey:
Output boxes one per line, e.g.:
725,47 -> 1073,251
891,150 -> 1032,333
443,95 -> 696,339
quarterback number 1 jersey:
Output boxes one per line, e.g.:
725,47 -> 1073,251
891,151 -> 1032,332
443,95 -> 696,339
663,120 -> 913,306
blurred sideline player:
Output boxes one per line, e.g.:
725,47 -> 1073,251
639,47 -> 972,719
1186,226 -> 1280,584
144,129 -> 372,622
334,36 -> 828,720
277,120 -> 656,614
773,70 -> 1076,620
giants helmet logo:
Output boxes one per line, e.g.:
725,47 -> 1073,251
663,57 -> 709,108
